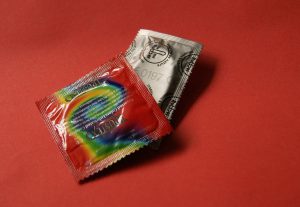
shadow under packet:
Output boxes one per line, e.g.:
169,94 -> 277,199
126,29 -> 203,149
36,54 -> 173,181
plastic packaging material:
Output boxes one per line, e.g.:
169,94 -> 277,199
36,54 -> 173,181
126,29 -> 203,120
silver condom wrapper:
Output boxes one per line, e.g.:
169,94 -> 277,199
126,29 -> 203,121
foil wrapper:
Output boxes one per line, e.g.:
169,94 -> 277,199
126,29 -> 203,121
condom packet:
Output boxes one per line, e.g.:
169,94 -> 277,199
126,29 -> 202,148
36,54 -> 173,181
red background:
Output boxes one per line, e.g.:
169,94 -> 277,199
0,0 -> 299,206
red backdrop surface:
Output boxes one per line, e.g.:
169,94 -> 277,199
0,1 -> 299,207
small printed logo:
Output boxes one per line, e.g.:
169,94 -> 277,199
159,94 -> 180,119
178,52 -> 198,76
141,41 -> 172,65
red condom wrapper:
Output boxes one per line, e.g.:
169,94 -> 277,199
36,55 -> 173,181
